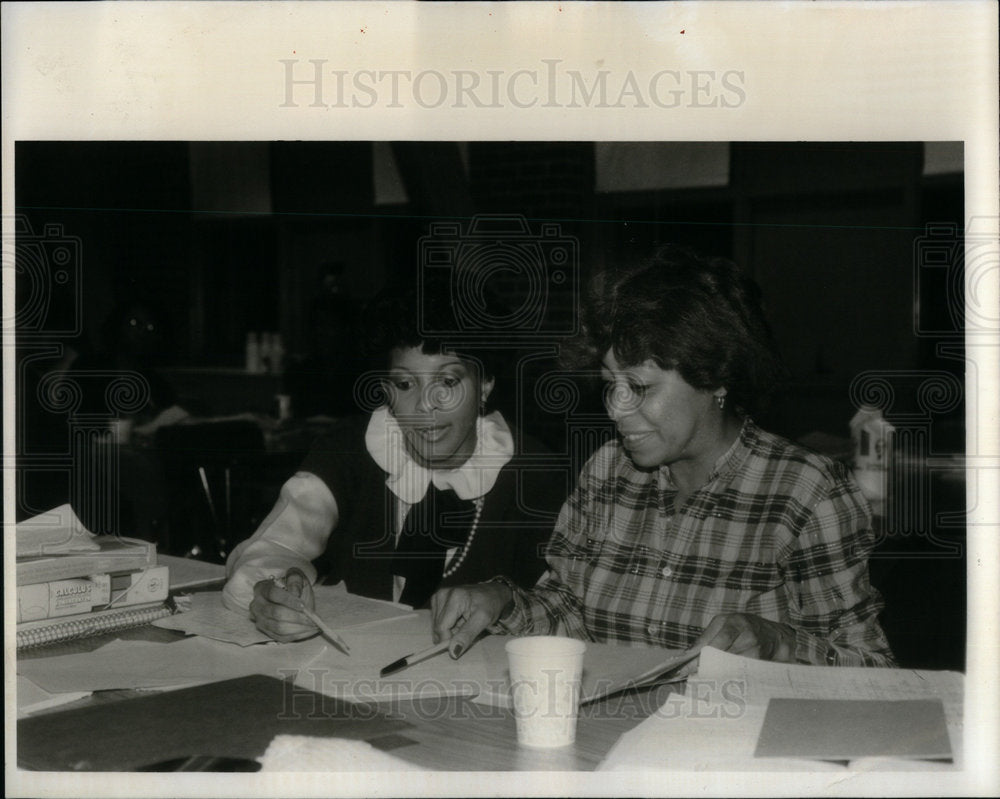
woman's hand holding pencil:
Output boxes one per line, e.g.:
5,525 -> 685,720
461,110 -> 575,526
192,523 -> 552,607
248,568 -> 320,643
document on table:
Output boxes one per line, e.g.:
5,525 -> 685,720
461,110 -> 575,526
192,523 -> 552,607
17,637 -> 266,692
754,697 -> 952,761
696,646 -> 964,711
152,583 -> 416,646
290,610 -> 490,703
16,674 -> 91,718
697,647 -> 960,766
15,504 -> 101,556
598,647 -> 964,772
18,609 -> 486,703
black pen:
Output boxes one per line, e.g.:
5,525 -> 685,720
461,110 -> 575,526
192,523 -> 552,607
380,640 -> 450,678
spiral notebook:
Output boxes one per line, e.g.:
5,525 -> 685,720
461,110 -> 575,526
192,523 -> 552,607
16,601 -> 175,650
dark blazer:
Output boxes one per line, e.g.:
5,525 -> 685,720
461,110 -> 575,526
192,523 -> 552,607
300,415 -> 566,603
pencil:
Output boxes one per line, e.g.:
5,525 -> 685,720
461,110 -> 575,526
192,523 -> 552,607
297,604 -> 351,656
224,467 -> 231,532
269,576 -> 351,655
197,466 -> 219,526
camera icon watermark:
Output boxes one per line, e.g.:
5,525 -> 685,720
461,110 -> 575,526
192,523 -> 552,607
417,215 -> 579,341
912,216 -> 999,338
5,215 -> 83,338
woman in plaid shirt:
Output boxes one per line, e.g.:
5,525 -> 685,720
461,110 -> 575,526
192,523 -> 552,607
432,245 -> 895,668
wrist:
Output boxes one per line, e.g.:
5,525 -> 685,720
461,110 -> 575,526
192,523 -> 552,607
484,576 -> 517,624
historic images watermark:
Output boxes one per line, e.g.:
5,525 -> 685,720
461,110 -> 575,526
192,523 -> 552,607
277,667 -> 749,723
280,59 -> 747,110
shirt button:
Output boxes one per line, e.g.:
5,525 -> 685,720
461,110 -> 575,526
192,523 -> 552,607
647,623 -> 658,635
661,566 -> 673,577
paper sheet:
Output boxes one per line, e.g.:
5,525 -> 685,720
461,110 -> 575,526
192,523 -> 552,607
152,592 -> 275,646
17,632 -> 364,695
152,584 -> 416,646
18,611 -> 489,702
15,504 -> 100,557
695,647 -> 964,713
16,637 -> 266,692
289,611 -> 489,702
16,675 -> 91,718
599,696 -> 840,772
598,647 -> 965,772
754,698 -> 952,760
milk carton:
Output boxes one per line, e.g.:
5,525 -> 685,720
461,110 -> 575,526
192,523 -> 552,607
849,405 -> 895,511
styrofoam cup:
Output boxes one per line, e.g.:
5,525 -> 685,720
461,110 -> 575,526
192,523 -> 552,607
505,635 -> 587,748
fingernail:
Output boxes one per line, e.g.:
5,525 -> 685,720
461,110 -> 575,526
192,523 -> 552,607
451,643 -> 463,658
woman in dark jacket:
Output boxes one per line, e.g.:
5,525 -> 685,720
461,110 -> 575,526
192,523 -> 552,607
224,280 -> 563,641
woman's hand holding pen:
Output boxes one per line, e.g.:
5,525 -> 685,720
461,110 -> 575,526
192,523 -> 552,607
430,581 -> 512,658
249,568 -> 317,642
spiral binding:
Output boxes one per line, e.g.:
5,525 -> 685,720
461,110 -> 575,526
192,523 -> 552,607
16,603 -> 173,650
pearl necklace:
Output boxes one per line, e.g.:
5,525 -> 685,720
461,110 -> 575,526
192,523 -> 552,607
442,496 -> 485,579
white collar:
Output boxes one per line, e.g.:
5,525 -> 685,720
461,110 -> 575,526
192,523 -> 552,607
365,407 -> 515,504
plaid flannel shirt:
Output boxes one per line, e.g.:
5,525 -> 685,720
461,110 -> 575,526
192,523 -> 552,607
495,418 -> 895,667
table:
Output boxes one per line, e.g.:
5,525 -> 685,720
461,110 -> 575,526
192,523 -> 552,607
382,690 -> 668,771
17,650 -> 665,773
16,620 -> 670,773
15,626 -> 970,783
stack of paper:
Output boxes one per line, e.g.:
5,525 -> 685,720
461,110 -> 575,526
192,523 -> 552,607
15,505 -> 168,649
598,647 -> 963,772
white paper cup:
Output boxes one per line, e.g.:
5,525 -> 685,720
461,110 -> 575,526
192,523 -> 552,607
505,635 -> 586,748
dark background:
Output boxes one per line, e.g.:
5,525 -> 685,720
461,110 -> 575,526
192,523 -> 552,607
14,141 -> 966,670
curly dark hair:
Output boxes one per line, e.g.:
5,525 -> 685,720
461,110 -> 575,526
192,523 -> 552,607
573,244 -> 786,418
360,278 -> 513,411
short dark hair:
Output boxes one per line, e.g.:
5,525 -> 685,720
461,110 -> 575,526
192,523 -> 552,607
575,244 -> 786,418
360,279 -> 512,409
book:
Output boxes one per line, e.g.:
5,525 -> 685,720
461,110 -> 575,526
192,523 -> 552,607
16,534 -> 157,586
16,601 -> 177,651
17,565 -> 170,623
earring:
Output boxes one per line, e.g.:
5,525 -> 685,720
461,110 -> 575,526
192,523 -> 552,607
716,395 -> 726,411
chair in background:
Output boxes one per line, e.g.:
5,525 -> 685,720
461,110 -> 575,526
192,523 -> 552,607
154,420 -> 267,562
